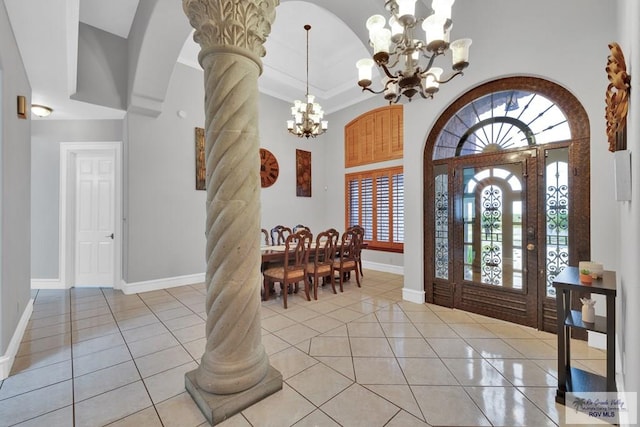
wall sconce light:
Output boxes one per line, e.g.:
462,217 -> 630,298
17,96 -> 27,119
31,104 -> 53,118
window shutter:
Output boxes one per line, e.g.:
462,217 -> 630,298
376,175 -> 390,242
393,173 -> 404,243
345,166 -> 403,251
361,178 -> 373,240
348,178 -> 359,227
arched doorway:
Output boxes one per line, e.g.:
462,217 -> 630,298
424,77 -> 590,332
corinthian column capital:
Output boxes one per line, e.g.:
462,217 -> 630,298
183,0 -> 279,59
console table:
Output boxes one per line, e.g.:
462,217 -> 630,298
553,266 -> 616,404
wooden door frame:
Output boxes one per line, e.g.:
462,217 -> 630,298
423,76 -> 591,331
59,142 -> 122,289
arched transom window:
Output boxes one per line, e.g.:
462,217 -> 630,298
433,90 -> 571,160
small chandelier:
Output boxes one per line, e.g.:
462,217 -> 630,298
287,25 -> 328,138
356,0 -> 472,103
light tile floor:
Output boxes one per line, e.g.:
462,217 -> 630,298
0,270 -> 607,426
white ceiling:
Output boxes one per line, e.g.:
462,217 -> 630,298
4,0 -> 372,120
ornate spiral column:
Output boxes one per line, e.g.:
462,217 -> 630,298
182,0 -> 281,423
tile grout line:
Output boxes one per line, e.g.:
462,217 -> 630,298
98,285 -> 211,425
275,285 -> 395,427
99,287 -> 170,427
350,303 -> 414,425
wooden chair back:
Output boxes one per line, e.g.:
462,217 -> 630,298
326,228 -> 340,256
308,229 -> 338,298
347,225 -> 364,276
261,228 -> 271,246
270,225 -> 292,245
293,224 -> 310,233
284,229 -> 313,271
339,229 -> 357,261
313,230 -> 336,266
331,227 -> 361,291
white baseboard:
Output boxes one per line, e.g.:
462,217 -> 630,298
121,273 -> 206,295
361,261 -> 404,275
0,299 -> 34,380
32,273 -> 206,296
402,287 -> 425,304
31,278 -> 65,290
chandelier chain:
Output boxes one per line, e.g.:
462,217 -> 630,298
305,24 -> 310,98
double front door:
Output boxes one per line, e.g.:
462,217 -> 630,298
429,143 -> 584,331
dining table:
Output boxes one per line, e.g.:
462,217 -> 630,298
260,242 -> 367,266
261,244 -> 294,263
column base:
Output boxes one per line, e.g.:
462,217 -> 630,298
185,365 -> 283,425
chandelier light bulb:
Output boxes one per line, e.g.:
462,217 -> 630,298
450,38 -> 472,70
423,14 -> 447,51
384,79 -> 399,101
424,67 -> 444,93
372,28 -> 392,55
366,15 -> 386,39
356,58 -> 375,87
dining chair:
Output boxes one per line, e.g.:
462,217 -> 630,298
327,228 -> 340,254
261,228 -> 271,246
326,227 -> 340,268
270,225 -> 292,245
307,229 -> 337,299
347,225 -> 365,277
331,227 -> 361,292
263,229 -> 313,309
292,224 -> 310,233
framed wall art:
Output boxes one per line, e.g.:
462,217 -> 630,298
296,149 -> 311,197
195,127 -> 205,190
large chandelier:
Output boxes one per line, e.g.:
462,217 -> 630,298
287,25 -> 328,138
356,0 -> 472,103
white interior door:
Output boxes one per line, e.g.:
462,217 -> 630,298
75,153 -> 115,287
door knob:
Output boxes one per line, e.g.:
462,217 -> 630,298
527,243 -> 535,251
106,233 -> 114,239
